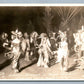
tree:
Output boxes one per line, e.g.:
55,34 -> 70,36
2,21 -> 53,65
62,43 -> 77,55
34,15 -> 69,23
42,7 -> 53,34
53,7 -> 81,31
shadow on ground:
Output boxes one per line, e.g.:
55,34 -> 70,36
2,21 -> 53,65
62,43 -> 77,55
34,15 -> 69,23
0,59 -> 11,70
67,63 -> 78,72
19,57 -> 38,72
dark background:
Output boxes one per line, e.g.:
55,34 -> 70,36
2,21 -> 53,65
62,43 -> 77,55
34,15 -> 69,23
0,7 -> 45,34
0,6 -> 84,53
0,6 -> 82,34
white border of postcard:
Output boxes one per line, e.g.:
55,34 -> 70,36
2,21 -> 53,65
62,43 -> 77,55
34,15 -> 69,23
0,3 -> 84,81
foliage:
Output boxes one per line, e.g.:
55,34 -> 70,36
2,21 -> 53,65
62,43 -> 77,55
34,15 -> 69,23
42,7 -> 53,34
53,7 -> 81,30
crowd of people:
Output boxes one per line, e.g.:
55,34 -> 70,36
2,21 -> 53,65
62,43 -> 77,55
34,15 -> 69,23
1,25 -> 84,73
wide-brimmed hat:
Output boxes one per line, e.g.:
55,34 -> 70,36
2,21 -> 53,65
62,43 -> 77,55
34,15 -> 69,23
39,33 -> 47,38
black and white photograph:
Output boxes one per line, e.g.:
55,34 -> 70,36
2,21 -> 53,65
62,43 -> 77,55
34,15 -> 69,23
0,5 -> 84,80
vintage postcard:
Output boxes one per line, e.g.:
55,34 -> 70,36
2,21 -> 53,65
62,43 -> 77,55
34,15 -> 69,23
0,4 -> 84,80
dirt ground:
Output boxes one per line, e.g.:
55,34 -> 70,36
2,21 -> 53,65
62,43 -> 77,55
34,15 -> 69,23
0,53 -> 84,80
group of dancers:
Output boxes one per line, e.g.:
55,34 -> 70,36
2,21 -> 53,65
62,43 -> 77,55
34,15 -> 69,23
2,25 -> 84,73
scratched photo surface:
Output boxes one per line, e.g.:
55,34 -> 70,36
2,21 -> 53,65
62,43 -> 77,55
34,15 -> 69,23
0,6 -> 84,79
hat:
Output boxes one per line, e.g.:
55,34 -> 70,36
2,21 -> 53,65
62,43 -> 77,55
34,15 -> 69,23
39,33 -> 47,38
